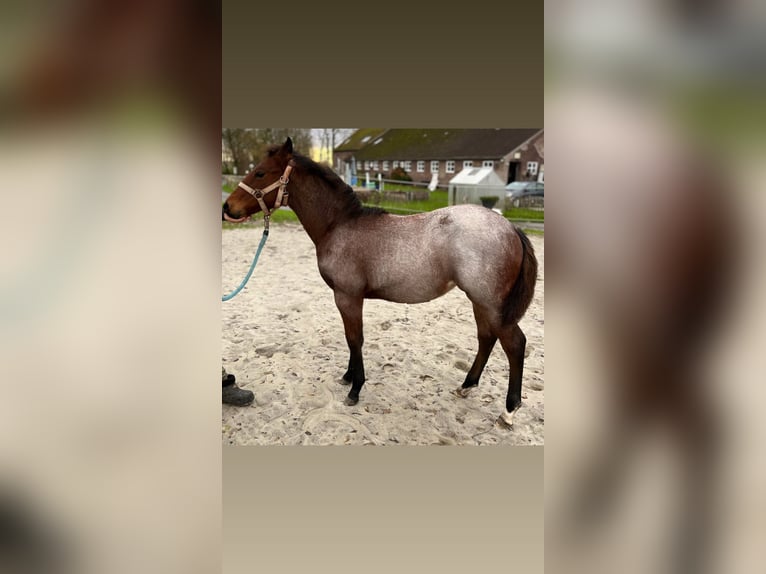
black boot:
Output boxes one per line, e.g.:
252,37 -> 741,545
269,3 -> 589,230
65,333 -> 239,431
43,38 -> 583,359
222,384 -> 254,406
222,367 -> 254,406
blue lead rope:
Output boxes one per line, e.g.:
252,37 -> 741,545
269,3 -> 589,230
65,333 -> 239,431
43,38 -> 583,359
222,228 -> 269,301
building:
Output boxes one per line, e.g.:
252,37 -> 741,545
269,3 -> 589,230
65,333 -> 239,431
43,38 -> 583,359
334,129 -> 544,187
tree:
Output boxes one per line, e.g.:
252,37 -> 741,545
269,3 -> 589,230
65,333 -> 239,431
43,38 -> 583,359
252,129 -> 313,156
222,128 -> 255,174
316,128 -> 355,167
222,128 -> 315,174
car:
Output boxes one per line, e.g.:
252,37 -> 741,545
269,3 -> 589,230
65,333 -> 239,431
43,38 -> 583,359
505,180 -> 544,200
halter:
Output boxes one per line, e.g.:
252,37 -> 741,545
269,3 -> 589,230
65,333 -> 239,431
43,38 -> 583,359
222,162 -> 293,301
236,162 -> 294,230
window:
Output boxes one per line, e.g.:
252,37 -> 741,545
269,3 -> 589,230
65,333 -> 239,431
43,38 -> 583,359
393,160 -> 399,168
527,161 -> 539,175
416,161 -> 425,173
482,160 -> 494,168
463,160 -> 473,169
446,160 -> 455,174
364,161 -> 370,170
403,161 -> 412,172
430,160 -> 439,173
372,161 -> 379,170
383,161 -> 389,171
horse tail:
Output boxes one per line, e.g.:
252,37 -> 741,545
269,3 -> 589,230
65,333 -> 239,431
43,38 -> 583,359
503,226 -> 538,325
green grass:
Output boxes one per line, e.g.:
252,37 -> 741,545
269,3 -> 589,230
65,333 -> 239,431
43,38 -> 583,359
221,209 -> 299,230
267,210 -> 300,224
503,207 -> 544,221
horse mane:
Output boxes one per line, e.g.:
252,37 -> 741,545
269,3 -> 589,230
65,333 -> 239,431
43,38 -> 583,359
290,153 -> 387,218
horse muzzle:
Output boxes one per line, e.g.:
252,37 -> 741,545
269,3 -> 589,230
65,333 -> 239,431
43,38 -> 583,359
222,202 -> 249,223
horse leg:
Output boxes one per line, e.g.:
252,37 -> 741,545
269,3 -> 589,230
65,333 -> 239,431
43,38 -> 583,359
341,357 -> 353,385
663,374 -> 719,574
334,291 -> 365,406
455,304 -> 497,398
496,323 -> 526,428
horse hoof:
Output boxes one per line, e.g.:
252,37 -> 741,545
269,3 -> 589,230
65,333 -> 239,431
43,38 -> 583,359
453,386 -> 473,398
495,409 -> 516,429
344,396 -> 359,406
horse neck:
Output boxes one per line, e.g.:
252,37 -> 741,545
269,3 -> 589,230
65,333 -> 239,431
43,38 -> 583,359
287,173 -> 351,245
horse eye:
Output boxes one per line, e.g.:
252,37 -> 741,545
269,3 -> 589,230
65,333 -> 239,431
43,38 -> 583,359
254,171 -> 265,178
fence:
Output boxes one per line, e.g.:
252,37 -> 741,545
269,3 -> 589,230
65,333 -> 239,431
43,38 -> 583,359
355,188 -> 431,203
224,173 -> 443,192
347,174 -> 450,192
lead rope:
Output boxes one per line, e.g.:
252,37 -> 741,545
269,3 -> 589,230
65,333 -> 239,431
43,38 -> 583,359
221,216 -> 270,301
222,164 -> 292,301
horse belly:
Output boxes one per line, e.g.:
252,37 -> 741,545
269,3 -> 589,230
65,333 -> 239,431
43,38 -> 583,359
366,271 -> 456,304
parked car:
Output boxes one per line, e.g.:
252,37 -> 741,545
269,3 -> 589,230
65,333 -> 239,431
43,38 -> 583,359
505,180 -> 544,200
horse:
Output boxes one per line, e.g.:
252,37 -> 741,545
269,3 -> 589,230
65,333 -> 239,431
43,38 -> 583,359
545,92 -> 740,574
223,138 -> 538,428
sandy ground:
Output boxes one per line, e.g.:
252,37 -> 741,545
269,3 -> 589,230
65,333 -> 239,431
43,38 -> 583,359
222,222 -> 544,445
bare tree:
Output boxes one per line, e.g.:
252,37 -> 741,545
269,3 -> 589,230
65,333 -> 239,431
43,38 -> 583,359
222,128 -> 315,173
317,128 -> 354,168
222,128 -> 254,174
264,128 -> 312,158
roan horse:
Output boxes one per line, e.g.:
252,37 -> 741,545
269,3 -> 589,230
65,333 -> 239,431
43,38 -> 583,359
223,138 -> 538,428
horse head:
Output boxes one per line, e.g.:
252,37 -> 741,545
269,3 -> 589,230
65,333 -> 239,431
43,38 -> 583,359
223,137 -> 294,222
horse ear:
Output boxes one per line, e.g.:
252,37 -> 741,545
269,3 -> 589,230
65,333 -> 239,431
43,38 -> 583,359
283,137 -> 293,155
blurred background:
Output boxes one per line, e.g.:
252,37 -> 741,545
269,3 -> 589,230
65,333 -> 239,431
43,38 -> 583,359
0,1 -> 220,573
545,1 -> 764,573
